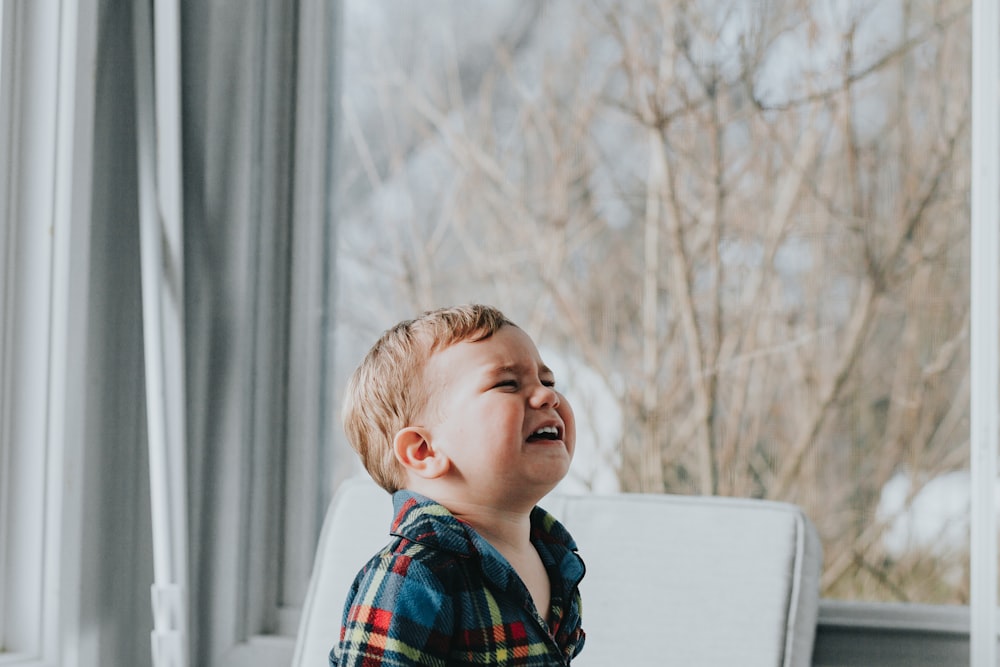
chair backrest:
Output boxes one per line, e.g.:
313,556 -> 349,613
292,476 -> 822,667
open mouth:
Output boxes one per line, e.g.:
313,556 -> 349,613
527,425 -> 561,442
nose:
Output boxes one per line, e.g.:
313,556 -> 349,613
530,383 -> 560,409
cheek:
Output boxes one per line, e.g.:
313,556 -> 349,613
557,397 -> 577,450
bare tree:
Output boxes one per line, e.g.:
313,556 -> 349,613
336,0 -> 973,603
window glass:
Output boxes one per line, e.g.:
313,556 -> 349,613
333,0 -> 973,605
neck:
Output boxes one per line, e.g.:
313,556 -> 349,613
444,498 -> 534,551
405,479 -> 538,550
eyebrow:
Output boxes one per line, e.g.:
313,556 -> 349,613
491,363 -> 555,377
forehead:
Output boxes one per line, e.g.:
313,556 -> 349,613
425,325 -> 549,376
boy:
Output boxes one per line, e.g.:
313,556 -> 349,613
330,304 -> 586,666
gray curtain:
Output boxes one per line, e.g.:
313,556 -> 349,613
86,1 -> 341,664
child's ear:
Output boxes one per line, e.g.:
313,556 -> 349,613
393,427 -> 450,479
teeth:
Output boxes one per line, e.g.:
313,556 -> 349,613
533,426 -> 558,437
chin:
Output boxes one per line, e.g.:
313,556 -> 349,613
527,464 -> 572,489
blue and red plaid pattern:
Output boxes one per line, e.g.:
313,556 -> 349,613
330,491 -> 586,666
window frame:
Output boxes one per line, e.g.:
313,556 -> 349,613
0,0 -> 97,665
968,2 -> 1000,666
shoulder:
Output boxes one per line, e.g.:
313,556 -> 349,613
349,536 -> 464,599
390,490 -> 479,557
334,540 -> 463,667
346,490 -> 481,607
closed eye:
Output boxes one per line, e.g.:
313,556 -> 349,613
493,379 -> 518,390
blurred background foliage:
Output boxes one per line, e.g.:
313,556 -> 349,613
333,0 -> 974,604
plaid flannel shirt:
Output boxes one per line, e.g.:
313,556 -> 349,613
330,490 -> 586,666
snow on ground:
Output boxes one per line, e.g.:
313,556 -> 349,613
877,470 -> 1000,557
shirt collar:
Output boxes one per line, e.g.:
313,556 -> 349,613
389,490 -> 579,557
389,491 -> 477,556
389,489 -> 586,643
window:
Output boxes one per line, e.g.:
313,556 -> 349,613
331,0 -> 983,660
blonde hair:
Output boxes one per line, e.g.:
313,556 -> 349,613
342,304 -> 516,493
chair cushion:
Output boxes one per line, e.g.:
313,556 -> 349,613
292,477 -> 822,667
542,493 -> 822,666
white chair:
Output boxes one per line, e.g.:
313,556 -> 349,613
293,476 -> 822,667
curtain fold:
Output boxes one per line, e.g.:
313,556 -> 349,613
84,0 -> 340,664
178,1 -> 340,663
